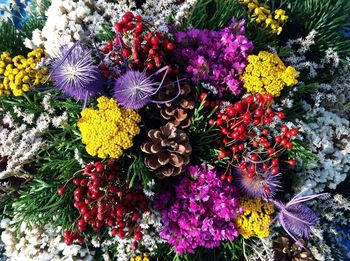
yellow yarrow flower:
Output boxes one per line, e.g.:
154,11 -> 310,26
78,97 -> 141,159
234,196 -> 274,239
242,51 -> 299,97
0,48 -> 48,96
130,253 -> 150,261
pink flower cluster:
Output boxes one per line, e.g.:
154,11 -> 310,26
175,19 -> 254,96
153,164 -> 242,254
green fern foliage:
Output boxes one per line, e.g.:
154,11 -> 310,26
279,0 -> 350,58
0,20 -> 27,55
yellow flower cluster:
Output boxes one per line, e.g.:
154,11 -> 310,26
242,51 -> 299,97
0,48 -> 48,96
130,253 -> 150,261
78,96 -> 141,159
239,0 -> 288,35
234,196 -> 274,239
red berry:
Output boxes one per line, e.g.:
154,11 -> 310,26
199,92 -> 207,101
73,178 -> 81,186
271,167 -> 279,175
288,160 -> 296,167
57,187 -> 66,195
122,49 -> 131,57
271,158 -> 279,166
280,138 -> 288,146
267,148 -> 275,154
114,23 -> 123,33
216,118 -> 223,126
243,113 -> 251,121
208,119 -> 215,125
217,150 -> 227,160
117,230 -> 125,238
64,230 -> 71,237
246,95 -> 254,104
290,128 -> 298,136
150,37 -> 159,45
275,136 -> 282,143
134,232 -> 143,241
80,205 -> 89,215
234,102 -> 242,112
166,42 -> 174,51
286,142 -> 293,149
255,110 -> 263,117
220,174 -> 226,180
132,212 -> 140,222
263,186 -> 270,194
277,112 -> 285,119
227,175 -> 233,183
111,228 -> 118,236
262,129 -> 269,135
135,22 -> 143,32
238,144 -> 245,150
265,94 -> 273,102
247,171 -> 255,179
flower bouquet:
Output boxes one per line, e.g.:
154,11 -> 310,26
0,0 -> 349,260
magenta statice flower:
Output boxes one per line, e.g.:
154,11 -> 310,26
234,165 -> 282,199
50,42 -> 104,101
273,191 -> 328,245
175,18 -> 254,96
153,164 -> 242,254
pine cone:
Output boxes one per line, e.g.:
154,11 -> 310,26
274,236 -> 314,261
157,82 -> 196,129
141,123 -> 192,178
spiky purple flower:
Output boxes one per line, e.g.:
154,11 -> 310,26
273,191 -> 328,245
114,66 -> 179,110
234,166 -> 282,199
50,43 -> 104,101
114,70 -> 155,109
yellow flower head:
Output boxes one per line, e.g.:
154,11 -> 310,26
0,48 -> 48,96
78,97 -> 141,159
242,51 -> 299,96
130,253 -> 150,261
239,0 -> 288,34
234,196 -> 274,239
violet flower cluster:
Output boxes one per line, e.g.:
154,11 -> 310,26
153,164 -> 242,254
175,19 -> 254,96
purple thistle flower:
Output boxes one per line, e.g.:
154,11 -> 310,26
50,42 -> 104,101
234,166 -> 282,199
273,191 -> 328,245
114,70 -> 155,109
114,66 -> 180,110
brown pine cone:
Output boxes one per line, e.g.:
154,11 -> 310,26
140,123 -> 192,178
274,236 -> 314,261
157,82 -> 196,129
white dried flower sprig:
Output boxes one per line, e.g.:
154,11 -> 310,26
0,95 -> 69,180
25,0 -> 197,56
277,30 -> 340,80
0,219 -> 94,261
295,108 -> 349,193
93,210 -> 164,261
308,195 -> 350,261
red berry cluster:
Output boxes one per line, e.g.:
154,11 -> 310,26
58,160 -> 148,245
209,94 -> 298,185
101,12 -> 177,76
63,230 -> 84,245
